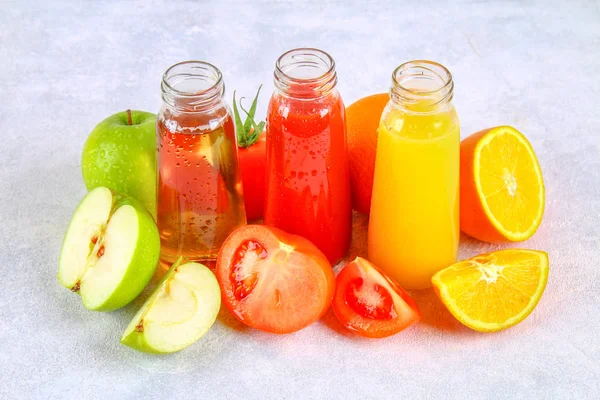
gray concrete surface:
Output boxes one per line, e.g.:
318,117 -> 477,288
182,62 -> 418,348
1,0 -> 599,399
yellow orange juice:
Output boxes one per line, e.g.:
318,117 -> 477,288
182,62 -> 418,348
368,61 -> 459,290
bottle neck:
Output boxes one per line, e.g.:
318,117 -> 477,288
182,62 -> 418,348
274,48 -> 338,99
161,61 -> 225,113
390,60 -> 454,113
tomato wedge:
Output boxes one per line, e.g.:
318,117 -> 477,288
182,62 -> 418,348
332,257 -> 420,338
215,225 -> 335,334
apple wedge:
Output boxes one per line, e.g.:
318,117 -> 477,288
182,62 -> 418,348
58,187 -> 160,311
121,258 -> 221,354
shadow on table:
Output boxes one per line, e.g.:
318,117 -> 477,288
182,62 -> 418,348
408,288 -> 465,332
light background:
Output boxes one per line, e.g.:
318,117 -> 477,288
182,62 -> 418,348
1,0 -> 599,399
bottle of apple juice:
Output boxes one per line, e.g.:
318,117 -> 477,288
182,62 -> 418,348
157,61 -> 246,264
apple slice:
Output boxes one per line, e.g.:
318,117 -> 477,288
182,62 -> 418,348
58,187 -> 160,311
121,258 -> 221,354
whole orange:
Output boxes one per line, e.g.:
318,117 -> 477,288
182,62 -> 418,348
346,93 -> 389,215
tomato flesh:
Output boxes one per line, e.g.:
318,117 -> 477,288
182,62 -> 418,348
333,257 -> 420,338
230,240 -> 267,300
345,278 -> 395,320
216,225 -> 335,334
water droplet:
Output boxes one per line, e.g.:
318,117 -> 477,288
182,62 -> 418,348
311,170 -> 317,177
290,171 -> 297,178
175,163 -> 180,167
298,171 -> 305,179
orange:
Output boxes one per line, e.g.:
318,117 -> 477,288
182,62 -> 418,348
432,249 -> 549,332
346,93 -> 389,214
460,126 -> 545,242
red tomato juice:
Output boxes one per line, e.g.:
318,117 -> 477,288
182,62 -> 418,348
264,91 -> 351,264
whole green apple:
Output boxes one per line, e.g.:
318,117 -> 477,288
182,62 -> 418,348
82,110 -> 157,219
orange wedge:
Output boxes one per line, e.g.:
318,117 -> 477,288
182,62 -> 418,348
460,126 -> 545,242
432,249 -> 549,332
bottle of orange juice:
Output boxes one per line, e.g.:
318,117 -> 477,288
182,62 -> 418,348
368,60 -> 459,290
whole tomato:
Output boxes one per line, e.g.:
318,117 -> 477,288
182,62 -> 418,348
233,86 -> 266,221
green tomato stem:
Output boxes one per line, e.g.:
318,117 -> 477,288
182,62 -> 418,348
233,86 -> 265,148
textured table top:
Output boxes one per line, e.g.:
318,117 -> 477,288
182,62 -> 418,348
1,0 -> 599,399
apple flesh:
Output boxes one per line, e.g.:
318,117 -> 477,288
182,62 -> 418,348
82,110 -> 157,219
121,258 -> 221,354
58,187 -> 160,311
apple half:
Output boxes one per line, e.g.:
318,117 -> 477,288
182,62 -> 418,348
121,258 -> 221,354
58,187 -> 160,311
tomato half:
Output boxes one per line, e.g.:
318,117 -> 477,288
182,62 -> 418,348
215,225 -> 335,334
332,257 -> 420,338
239,134 -> 266,221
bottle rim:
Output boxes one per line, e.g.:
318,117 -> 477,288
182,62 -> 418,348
274,48 -> 338,98
161,60 -> 225,111
391,60 -> 454,110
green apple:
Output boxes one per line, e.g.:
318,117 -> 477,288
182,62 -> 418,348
58,187 -> 160,311
81,110 -> 157,219
121,258 -> 221,354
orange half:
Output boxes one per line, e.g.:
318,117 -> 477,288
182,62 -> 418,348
460,126 -> 545,242
432,249 -> 549,332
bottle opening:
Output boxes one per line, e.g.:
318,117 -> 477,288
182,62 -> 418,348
274,48 -> 337,98
391,60 -> 454,112
161,61 -> 224,111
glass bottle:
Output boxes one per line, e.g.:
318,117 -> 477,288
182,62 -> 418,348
265,48 -> 351,265
157,61 -> 246,264
368,60 -> 460,289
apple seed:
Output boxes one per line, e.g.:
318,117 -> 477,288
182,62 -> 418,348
135,320 -> 144,333
71,281 -> 81,293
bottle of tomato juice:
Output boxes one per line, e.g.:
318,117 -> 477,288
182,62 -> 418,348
264,48 -> 352,265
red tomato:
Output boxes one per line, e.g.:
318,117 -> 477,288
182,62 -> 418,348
215,224 -> 335,334
239,134 -> 266,221
332,257 -> 420,338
